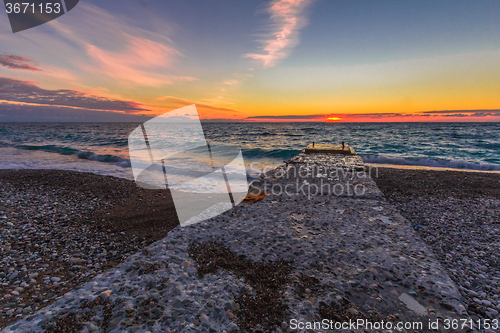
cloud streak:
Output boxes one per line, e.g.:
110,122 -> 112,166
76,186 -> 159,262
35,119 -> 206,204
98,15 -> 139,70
0,77 -> 148,113
247,114 -> 323,120
45,3 -> 195,87
83,35 -> 196,86
245,0 -> 313,68
245,109 -> 500,121
422,109 -> 500,115
153,96 -> 246,119
0,103 -> 151,122
0,53 -> 42,71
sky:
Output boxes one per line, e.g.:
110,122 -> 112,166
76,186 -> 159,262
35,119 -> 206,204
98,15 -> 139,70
1,0 -> 500,122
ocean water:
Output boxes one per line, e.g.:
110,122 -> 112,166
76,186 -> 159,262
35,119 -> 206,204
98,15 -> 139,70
1,122 -> 499,181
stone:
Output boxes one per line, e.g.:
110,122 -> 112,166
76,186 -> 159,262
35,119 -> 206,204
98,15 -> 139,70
486,308 -> 499,316
69,257 -> 86,264
199,314 -> 209,324
399,293 -> 427,316
100,290 -> 112,297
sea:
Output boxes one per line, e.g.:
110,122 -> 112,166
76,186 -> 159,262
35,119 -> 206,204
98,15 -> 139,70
1,122 -> 499,181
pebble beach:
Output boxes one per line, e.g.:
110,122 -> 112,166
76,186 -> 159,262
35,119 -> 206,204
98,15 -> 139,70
0,157 -> 498,332
0,170 -> 179,329
373,167 -> 500,322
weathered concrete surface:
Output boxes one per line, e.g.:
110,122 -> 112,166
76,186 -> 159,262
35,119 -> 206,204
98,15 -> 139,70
247,150 -> 470,331
304,143 -> 355,155
2,149 -> 473,333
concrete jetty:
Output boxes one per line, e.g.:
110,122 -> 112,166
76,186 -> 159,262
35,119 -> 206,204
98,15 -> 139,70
2,144 -> 471,333
304,142 -> 355,155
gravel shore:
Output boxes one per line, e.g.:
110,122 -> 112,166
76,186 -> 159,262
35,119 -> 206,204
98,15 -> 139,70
372,167 -> 500,321
1,154 -> 477,332
0,170 -> 179,329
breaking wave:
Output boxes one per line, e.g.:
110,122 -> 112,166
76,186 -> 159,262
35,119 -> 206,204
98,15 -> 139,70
18,144 -> 131,167
361,154 -> 500,171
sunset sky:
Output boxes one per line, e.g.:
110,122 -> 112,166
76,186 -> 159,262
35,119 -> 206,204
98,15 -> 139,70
1,0 -> 500,122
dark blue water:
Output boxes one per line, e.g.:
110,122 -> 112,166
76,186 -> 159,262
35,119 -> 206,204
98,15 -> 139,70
1,122 -> 499,173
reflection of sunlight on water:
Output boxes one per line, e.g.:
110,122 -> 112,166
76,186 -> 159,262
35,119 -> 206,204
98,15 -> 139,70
170,170 -> 228,193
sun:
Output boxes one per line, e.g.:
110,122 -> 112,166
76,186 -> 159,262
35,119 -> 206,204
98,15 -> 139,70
326,117 -> 341,121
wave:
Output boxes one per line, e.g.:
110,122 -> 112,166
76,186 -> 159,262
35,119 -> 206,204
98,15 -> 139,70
12,143 -> 500,173
17,144 -> 131,167
258,132 -> 278,136
361,154 -> 500,171
19,144 -> 79,155
76,151 -> 131,167
243,148 -> 302,161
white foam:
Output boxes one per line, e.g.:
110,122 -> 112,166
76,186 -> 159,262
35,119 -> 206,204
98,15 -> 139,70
362,154 -> 500,171
0,147 -> 134,180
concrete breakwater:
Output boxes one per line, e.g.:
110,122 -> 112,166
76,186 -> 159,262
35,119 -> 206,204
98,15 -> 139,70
2,144 -> 471,333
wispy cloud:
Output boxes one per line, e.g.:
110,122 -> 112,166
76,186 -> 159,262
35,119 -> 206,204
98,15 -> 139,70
245,109 -> 500,121
0,53 -> 42,71
247,114 -> 323,120
153,96 -> 246,119
223,79 -> 239,85
83,35 -> 196,86
422,109 -> 500,115
245,0 -> 313,68
47,3 -> 196,87
0,77 -> 147,113
0,103 -> 151,122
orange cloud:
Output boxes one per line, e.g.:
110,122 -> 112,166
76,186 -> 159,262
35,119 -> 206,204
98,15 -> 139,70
152,96 -> 248,120
245,0 -> 313,68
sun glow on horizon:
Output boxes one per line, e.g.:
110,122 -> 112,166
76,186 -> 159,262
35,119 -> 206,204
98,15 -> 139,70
326,117 -> 342,121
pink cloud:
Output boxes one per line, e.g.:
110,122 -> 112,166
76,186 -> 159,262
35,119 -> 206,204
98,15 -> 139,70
245,0 -> 313,68
0,53 -> 42,71
84,35 -> 196,86
89,35 -> 180,68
